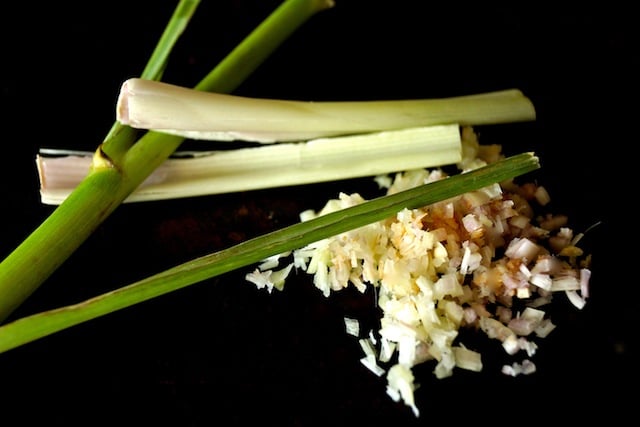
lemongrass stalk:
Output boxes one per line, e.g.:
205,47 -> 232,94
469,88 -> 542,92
0,0 -> 332,323
0,0 -> 199,323
117,78 -> 536,143
38,125 -> 462,205
0,152 -> 540,353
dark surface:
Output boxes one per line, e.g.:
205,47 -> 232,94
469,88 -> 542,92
0,1 -> 634,425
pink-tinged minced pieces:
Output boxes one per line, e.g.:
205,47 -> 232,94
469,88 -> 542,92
245,127 -> 592,416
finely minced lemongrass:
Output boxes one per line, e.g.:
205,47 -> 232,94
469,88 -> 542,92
245,126 -> 592,416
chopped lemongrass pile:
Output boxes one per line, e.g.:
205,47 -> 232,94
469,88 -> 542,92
37,125 -> 462,204
116,78 -> 536,143
245,127 -> 592,417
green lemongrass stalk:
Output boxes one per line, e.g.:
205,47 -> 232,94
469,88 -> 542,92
0,152 -> 540,353
0,0 -> 333,323
117,78 -> 536,143
37,125 -> 462,205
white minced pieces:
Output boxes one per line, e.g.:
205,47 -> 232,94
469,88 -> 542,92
246,127 -> 592,417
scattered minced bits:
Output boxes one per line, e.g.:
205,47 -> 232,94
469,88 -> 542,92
245,126 -> 592,417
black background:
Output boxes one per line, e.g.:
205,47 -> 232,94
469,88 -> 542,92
0,1 -> 635,425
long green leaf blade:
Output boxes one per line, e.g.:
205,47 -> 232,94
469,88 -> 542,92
0,152 -> 539,353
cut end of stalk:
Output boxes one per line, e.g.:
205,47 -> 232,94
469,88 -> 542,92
116,80 -> 132,125
315,0 -> 335,10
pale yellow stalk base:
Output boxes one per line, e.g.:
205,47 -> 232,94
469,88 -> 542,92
38,125 -> 462,205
